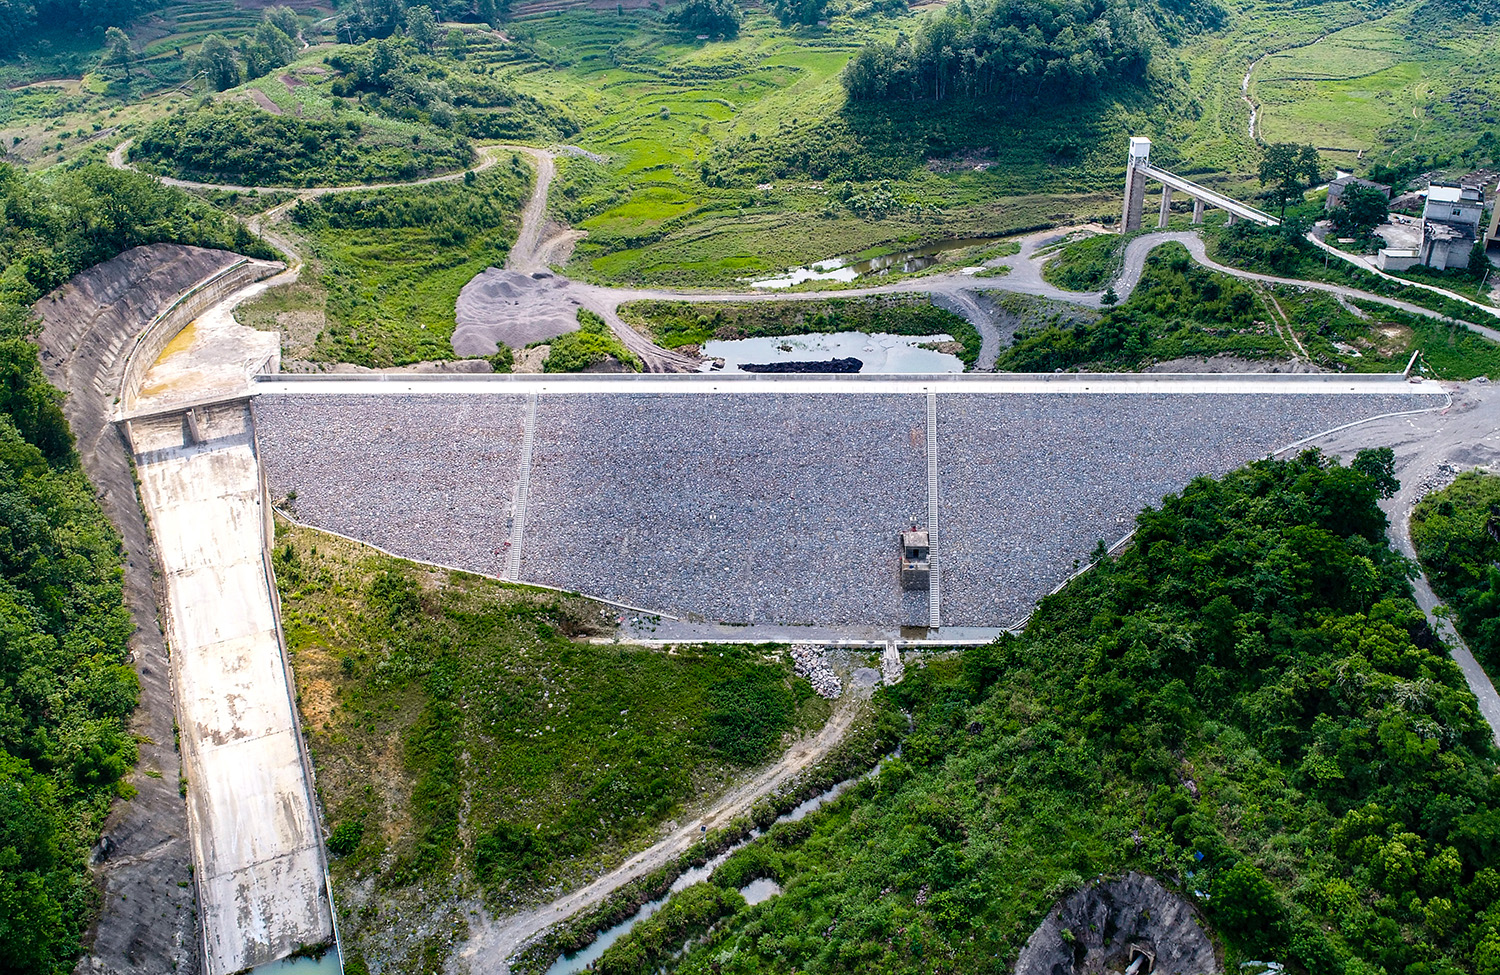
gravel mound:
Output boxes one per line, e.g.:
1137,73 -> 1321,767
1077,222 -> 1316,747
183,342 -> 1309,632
452,268 -> 583,355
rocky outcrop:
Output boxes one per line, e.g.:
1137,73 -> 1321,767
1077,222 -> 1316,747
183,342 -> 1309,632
1015,872 -> 1220,975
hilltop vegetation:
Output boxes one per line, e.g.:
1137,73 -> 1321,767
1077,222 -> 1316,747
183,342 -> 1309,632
131,102 -> 475,187
0,161 -> 273,975
1412,471 -> 1500,677
272,523 -> 827,974
601,450 -> 1500,975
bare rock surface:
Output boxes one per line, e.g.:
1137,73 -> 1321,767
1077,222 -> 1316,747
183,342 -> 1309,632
34,244 -> 237,975
1015,872 -> 1220,975
453,268 -> 583,354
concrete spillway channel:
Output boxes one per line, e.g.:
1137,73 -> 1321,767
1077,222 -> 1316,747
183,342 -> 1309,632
111,258 -> 337,974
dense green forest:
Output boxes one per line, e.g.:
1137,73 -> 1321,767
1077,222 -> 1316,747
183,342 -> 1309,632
131,102 -> 475,188
1412,471 -> 1500,675
594,450 -> 1500,974
0,0 -> 159,56
841,0 -> 1156,105
0,161 -> 269,975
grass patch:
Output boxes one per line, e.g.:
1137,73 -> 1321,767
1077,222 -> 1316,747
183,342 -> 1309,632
1040,232 -> 1124,291
274,522 -> 827,970
272,163 -> 530,367
619,295 -> 980,368
542,309 -> 642,372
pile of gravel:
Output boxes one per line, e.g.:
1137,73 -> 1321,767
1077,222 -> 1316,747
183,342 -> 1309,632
452,269 -> 582,355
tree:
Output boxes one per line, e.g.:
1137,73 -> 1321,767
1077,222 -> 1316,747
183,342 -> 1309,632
668,0 -> 742,37
1330,184 -> 1389,238
446,27 -> 467,58
1101,286 -> 1119,306
265,4 -> 301,42
1261,146 -> 1320,220
101,26 -> 134,79
405,4 -> 437,53
1352,447 -> 1399,500
1258,142 -> 1321,220
768,0 -> 826,26
194,34 -> 242,90
1469,241 -> 1491,280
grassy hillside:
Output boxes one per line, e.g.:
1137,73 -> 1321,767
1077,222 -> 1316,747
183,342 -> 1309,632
273,523 -> 830,974
234,160 -> 529,367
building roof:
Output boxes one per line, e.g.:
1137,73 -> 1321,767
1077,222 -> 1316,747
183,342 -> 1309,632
1428,185 -> 1465,204
901,529 -> 929,548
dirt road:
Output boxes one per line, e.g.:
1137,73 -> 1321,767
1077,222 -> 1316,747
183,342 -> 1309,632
459,691 -> 870,972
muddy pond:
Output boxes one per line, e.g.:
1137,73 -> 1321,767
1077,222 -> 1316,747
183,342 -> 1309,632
702,332 -> 964,374
747,236 -> 1002,289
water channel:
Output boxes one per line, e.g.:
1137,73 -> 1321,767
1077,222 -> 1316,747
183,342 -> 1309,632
543,755 -> 892,975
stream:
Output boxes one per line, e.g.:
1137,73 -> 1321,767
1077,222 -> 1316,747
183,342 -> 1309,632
543,754 -> 893,975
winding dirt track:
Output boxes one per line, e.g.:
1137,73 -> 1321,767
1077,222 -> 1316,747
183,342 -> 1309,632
461,692 -> 870,972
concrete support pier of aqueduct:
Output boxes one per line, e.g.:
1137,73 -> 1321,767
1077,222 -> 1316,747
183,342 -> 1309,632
1123,137 -> 1278,231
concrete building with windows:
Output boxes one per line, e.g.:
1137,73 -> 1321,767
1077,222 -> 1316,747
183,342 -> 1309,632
1418,184 -> 1484,270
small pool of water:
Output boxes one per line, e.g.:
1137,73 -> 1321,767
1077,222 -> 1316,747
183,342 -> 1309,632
748,261 -> 859,289
251,951 -> 340,975
702,332 -> 963,374
738,877 -> 783,906
747,237 -> 1004,289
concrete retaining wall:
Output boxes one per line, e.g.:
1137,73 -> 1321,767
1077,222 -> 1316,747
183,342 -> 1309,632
119,258 -> 281,412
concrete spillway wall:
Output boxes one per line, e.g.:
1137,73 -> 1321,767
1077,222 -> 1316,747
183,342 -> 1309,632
118,257 -> 282,413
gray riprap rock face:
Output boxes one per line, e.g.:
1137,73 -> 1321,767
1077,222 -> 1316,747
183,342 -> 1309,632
939,392 -> 1430,626
255,389 -> 1437,628
1015,872 -> 1221,975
